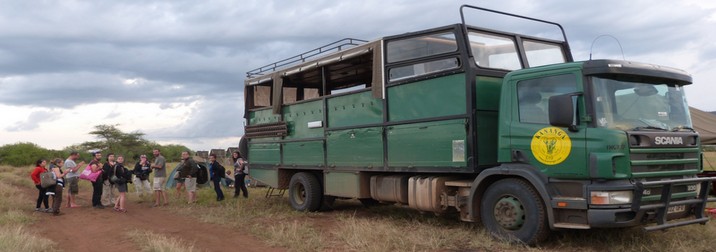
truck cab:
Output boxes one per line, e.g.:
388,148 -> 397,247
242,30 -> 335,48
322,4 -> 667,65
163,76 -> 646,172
495,59 -> 707,233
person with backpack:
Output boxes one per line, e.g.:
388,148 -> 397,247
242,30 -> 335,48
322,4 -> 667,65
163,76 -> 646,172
101,153 -> 118,207
49,158 -> 71,215
231,151 -> 248,198
112,155 -> 132,213
208,154 -> 225,201
132,154 -> 152,197
178,151 -> 198,204
30,159 -> 51,212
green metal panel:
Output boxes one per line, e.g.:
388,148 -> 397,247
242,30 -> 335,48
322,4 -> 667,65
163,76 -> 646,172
387,74 -> 466,122
475,76 -> 503,111
324,171 -> 370,198
282,100 -> 324,139
248,168 -> 279,188
326,127 -> 384,168
326,91 -> 383,128
475,76 -> 502,166
282,141 -> 324,167
248,108 -> 280,125
248,143 -> 280,165
387,119 -> 467,167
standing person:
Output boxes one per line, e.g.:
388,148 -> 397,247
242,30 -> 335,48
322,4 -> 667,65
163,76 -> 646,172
132,154 -> 152,197
63,151 -> 84,208
208,154 -> 225,201
231,151 -> 248,198
150,149 -> 168,207
89,161 -> 104,209
101,153 -> 117,207
178,151 -> 198,204
30,159 -> 50,212
174,161 -> 186,199
113,156 -> 130,213
49,158 -> 70,215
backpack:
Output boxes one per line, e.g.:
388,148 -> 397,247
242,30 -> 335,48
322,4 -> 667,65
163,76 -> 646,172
40,171 -> 56,188
217,165 -> 226,179
196,163 -> 208,184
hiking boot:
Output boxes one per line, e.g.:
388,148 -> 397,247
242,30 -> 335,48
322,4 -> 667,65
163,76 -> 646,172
43,208 -> 53,213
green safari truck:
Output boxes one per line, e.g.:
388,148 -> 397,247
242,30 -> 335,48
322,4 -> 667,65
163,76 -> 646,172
241,5 -> 715,244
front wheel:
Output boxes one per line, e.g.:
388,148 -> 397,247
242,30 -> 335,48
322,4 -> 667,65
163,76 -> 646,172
480,178 -> 549,245
288,172 -> 323,212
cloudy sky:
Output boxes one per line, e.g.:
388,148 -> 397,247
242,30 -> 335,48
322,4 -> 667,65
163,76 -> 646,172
1,0 -> 714,151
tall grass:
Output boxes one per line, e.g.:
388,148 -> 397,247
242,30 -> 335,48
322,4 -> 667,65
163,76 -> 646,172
0,165 -> 57,251
0,226 -> 56,252
126,229 -> 197,252
164,183 -> 716,252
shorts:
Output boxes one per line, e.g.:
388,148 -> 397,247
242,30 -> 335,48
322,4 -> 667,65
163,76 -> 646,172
66,176 -> 79,194
185,178 -> 197,192
117,183 -> 128,193
153,177 -> 165,191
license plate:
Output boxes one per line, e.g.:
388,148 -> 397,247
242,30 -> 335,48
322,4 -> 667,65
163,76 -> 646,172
667,205 -> 686,214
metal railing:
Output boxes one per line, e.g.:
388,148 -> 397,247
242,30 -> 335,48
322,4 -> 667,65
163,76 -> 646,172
246,38 -> 368,78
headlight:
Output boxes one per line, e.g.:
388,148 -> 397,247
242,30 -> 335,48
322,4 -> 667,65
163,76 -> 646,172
590,191 -> 633,205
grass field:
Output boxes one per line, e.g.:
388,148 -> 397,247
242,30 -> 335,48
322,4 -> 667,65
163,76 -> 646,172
5,163 -> 716,251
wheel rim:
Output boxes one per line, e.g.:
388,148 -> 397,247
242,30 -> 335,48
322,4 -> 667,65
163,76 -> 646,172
292,183 -> 306,205
493,195 -> 525,230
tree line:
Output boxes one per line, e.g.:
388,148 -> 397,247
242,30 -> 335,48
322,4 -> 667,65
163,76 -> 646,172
0,124 -> 191,167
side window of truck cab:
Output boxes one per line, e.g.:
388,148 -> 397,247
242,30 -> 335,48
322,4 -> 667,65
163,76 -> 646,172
517,74 -> 578,124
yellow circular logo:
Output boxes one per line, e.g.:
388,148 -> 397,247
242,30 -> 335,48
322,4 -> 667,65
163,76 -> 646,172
531,127 -> 571,165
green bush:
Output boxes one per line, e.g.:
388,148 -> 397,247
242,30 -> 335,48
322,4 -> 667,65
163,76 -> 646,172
0,143 -> 54,167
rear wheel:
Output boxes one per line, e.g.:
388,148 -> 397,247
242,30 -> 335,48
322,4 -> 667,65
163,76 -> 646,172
480,178 -> 549,245
288,172 -> 323,212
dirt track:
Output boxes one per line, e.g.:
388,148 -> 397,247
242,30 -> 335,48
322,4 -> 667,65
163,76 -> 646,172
26,188 -> 284,252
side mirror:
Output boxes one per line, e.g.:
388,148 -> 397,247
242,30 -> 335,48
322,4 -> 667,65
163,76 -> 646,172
549,92 -> 582,132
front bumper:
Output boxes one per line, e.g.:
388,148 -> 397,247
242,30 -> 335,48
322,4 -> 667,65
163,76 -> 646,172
587,177 -> 716,230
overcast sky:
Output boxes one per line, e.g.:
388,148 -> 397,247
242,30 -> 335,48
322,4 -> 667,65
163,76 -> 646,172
1,0 -> 715,151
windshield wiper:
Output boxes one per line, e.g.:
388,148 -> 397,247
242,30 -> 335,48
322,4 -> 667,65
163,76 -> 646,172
631,126 -> 668,131
671,126 -> 696,132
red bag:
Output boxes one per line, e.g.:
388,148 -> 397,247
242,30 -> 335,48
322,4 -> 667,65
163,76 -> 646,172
79,165 -> 102,182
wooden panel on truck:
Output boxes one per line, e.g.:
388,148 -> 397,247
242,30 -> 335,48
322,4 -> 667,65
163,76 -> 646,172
282,100 -> 324,139
324,171 -> 371,198
282,141 -> 324,167
387,74 -> 466,122
326,90 -> 383,128
326,127 -> 383,168
387,119 -> 467,168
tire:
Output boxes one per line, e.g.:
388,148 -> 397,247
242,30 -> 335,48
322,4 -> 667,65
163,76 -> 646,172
480,178 -> 549,245
288,172 -> 323,212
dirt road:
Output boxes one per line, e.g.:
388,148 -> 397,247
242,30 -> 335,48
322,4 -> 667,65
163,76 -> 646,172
27,188 -> 284,252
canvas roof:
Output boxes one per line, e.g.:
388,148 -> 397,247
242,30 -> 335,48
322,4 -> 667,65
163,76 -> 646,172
691,107 -> 716,145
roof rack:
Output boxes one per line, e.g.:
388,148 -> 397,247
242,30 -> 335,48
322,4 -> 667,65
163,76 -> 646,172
246,38 -> 368,78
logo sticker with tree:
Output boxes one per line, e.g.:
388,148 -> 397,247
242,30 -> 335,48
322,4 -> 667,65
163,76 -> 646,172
531,127 -> 571,165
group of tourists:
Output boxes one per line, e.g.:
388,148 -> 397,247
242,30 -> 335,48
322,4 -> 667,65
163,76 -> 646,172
29,148 -> 249,216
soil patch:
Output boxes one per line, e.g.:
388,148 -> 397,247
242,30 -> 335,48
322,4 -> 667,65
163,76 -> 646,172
25,187 -> 285,252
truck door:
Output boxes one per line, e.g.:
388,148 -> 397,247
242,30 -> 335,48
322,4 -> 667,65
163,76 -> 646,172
509,73 -> 588,178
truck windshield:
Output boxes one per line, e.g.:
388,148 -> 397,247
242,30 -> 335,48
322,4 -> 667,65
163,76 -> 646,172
591,77 -> 692,131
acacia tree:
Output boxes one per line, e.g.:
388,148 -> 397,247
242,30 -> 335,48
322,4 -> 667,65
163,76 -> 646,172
83,124 -> 151,163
